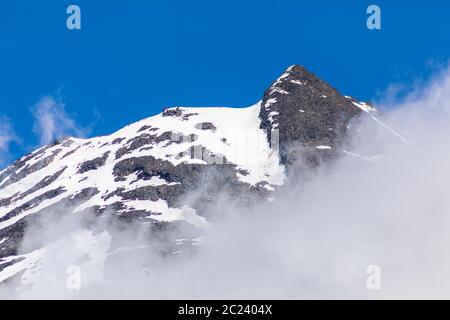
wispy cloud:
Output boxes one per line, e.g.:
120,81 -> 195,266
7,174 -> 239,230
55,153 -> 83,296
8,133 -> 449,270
31,96 -> 89,146
0,116 -> 19,167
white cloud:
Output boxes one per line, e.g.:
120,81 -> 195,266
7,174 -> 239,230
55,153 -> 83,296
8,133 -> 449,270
0,116 -> 18,167
31,96 -> 88,146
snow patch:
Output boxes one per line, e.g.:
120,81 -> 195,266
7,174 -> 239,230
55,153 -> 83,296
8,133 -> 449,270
351,101 -> 377,113
290,80 -> 304,85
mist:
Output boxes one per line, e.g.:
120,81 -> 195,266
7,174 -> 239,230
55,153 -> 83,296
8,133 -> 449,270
3,65 -> 450,299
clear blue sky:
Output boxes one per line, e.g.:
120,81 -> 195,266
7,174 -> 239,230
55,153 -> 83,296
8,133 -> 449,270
1,0 -> 450,161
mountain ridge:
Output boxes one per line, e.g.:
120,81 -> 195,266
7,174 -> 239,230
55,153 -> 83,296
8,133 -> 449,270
0,64 -> 375,289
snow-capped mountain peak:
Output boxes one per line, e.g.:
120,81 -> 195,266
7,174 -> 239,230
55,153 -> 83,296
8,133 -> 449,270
0,65 -> 373,288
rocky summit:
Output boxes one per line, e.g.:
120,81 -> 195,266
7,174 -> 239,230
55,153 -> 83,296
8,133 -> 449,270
0,65 -> 377,289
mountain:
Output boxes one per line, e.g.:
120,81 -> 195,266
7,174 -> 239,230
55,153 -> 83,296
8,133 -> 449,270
0,65 -> 377,290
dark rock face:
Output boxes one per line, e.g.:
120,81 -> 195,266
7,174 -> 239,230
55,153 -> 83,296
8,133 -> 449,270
61,146 -> 80,159
77,152 -> 110,174
10,167 -> 67,203
195,122 -> 217,132
114,132 -> 197,159
162,107 -> 198,120
112,155 -> 265,216
0,148 -> 62,191
112,137 -> 126,145
137,125 -> 153,133
0,187 -> 66,223
259,65 -> 362,169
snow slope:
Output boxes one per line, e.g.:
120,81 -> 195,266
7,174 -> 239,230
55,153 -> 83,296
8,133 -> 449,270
0,102 -> 285,233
